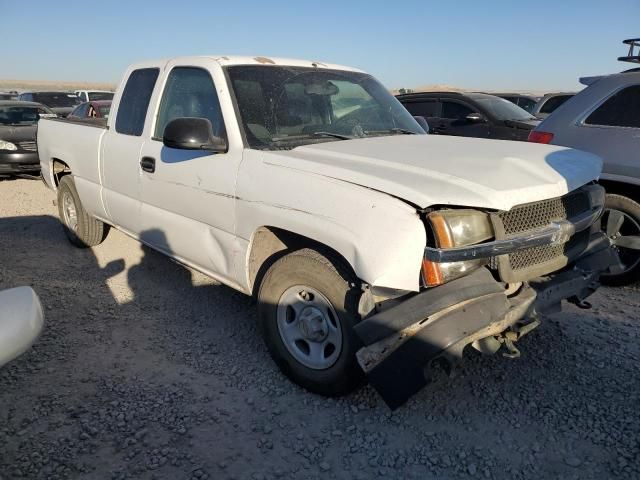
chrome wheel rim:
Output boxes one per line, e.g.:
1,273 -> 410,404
62,191 -> 78,232
603,208 -> 640,274
276,285 -> 342,370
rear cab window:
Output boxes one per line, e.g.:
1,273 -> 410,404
115,68 -> 160,136
584,85 -> 640,128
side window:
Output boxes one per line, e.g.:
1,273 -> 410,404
585,85 -> 640,128
442,101 -> 474,120
115,68 -> 159,136
539,95 -> 571,114
403,100 -> 441,118
155,67 -> 226,140
518,98 -> 536,113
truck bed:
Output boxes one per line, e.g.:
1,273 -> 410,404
44,116 -> 108,129
37,117 -> 107,197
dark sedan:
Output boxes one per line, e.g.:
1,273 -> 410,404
397,92 -> 540,141
0,101 -> 55,175
17,91 -> 81,117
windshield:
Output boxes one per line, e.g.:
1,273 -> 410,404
226,66 -> 424,150
32,92 -> 81,108
474,96 -> 535,121
0,106 -> 54,125
98,105 -> 111,117
88,92 -> 114,101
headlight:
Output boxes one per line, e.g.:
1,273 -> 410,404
0,140 -> 17,151
422,209 -> 494,286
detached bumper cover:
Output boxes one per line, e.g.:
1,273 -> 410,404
355,233 -> 614,409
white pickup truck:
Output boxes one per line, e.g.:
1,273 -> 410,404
38,55 -> 614,408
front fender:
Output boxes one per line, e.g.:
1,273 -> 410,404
236,150 -> 426,291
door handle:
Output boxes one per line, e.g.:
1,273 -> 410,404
140,156 -> 155,173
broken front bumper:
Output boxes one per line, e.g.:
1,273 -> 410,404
354,232 -> 614,410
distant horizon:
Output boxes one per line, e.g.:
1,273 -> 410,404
0,77 -> 573,96
2,0 -> 638,93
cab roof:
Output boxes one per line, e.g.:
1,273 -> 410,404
130,55 -> 365,73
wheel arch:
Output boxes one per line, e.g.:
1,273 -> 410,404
246,226 -> 357,297
599,179 -> 640,203
51,158 -> 72,188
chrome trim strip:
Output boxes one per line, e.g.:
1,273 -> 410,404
424,201 -> 604,263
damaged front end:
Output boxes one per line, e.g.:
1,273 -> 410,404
354,184 -> 615,409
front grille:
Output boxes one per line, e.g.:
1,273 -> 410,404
509,243 -> 565,271
17,141 -> 37,152
507,229 -> 591,272
491,188 -> 594,282
498,192 -> 589,236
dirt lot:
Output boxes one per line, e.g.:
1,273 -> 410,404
0,178 -> 638,480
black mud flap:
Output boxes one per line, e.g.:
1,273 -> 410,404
356,292 -> 514,410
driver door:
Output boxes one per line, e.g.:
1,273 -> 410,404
137,61 -> 243,284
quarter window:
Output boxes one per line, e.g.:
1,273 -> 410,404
585,85 -> 640,128
115,68 -> 159,136
155,67 -> 226,140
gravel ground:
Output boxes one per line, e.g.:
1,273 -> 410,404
0,177 -> 638,480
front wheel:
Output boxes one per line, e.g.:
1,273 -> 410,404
257,248 -> 364,396
600,194 -> 640,286
57,175 -> 109,248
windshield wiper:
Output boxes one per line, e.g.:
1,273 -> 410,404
365,128 -> 417,136
310,131 -> 354,140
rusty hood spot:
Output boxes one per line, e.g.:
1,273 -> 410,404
254,56 -> 275,65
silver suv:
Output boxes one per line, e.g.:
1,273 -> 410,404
530,42 -> 640,285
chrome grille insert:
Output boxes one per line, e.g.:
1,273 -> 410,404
491,188 -> 594,282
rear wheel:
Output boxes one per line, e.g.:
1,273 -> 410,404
600,194 -> 640,286
57,175 -> 109,248
257,248 -> 364,396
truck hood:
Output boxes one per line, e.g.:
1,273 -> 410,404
266,135 -> 602,211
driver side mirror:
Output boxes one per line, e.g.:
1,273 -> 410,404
163,117 -> 227,153
465,112 -> 486,123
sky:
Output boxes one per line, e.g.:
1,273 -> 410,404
2,0 -> 639,91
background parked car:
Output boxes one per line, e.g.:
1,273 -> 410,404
74,90 -> 114,102
491,93 -> 540,114
0,100 -> 55,175
0,92 -> 18,101
397,92 -> 539,141
17,91 -> 80,117
68,100 -> 111,120
529,56 -> 640,285
530,92 -> 575,119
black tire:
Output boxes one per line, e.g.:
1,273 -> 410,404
57,175 -> 109,248
257,248 -> 364,396
600,193 -> 640,286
